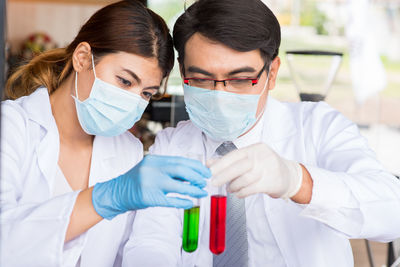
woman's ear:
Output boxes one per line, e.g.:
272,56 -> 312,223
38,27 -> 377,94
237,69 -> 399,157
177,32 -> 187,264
72,42 -> 92,73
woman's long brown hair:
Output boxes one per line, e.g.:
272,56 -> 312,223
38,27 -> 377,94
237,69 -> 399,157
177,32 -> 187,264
5,0 -> 174,100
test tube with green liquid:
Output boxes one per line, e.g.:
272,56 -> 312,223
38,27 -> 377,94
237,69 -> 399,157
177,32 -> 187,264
182,200 -> 200,253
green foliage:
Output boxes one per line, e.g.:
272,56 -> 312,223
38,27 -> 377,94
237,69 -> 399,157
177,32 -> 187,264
149,0 -> 183,24
300,0 -> 328,35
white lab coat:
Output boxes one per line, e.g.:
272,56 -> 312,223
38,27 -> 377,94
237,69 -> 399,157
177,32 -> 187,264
123,97 -> 400,267
0,87 -> 143,267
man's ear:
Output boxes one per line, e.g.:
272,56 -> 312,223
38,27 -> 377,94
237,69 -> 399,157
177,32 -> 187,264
72,42 -> 92,73
267,56 -> 281,91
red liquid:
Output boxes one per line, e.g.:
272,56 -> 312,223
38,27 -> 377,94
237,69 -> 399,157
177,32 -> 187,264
209,195 -> 226,254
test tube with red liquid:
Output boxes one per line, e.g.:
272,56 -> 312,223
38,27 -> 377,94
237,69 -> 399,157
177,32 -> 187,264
209,185 -> 226,254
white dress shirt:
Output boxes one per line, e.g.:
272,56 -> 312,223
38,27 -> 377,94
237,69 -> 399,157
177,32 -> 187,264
123,97 -> 400,267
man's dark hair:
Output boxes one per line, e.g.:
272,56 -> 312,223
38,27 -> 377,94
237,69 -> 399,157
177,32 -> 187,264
173,0 -> 281,65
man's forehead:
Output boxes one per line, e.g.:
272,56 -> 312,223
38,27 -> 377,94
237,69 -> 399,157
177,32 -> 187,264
184,34 -> 264,73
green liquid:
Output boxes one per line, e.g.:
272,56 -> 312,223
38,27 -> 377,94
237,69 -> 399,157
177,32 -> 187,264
182,206 -> 200,253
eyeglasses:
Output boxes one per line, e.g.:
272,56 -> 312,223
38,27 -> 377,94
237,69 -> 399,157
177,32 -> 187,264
183,63 -> 267,93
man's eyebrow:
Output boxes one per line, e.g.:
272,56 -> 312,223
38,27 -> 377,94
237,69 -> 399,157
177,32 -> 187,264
186,66 -> 213,77
227,67 -> 257,76
186,66 -> 258,77
122,68 -> 141,84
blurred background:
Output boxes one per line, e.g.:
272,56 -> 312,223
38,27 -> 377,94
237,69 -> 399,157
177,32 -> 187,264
2,0 -> 400,266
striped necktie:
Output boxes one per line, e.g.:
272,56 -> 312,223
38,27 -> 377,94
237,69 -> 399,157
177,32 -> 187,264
213,141 -> 248,267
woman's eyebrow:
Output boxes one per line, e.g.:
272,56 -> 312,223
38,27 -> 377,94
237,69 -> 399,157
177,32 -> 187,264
122,68 -> 141,84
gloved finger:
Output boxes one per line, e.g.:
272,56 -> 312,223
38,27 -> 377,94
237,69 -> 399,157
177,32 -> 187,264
163,156 -> 212,178
228,172 -> 258,193
208,148 -> 248,178
211,157 -> 253,187
163,179 -> 208,198
163,165 -> 209,187
162,197 -> 194,209
235,182 -> 260,198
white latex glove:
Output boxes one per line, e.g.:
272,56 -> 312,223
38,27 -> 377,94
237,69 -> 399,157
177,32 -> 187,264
208,143 -> 303,199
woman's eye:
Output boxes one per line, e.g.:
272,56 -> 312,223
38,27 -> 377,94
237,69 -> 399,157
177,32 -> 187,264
117,76 -> 132,87
142,91 -> 153,99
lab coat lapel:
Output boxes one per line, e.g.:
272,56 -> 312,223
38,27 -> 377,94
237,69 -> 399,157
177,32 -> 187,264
24,88 -> 60,195
261,97 -> 298,145
178,127 -> 210,259
167,122 -> 212,265
261,97 -> 301,267
173,122 -> 205,157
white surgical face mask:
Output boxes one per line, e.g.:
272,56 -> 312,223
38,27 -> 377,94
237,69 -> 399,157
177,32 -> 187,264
183,68 -> 270,141
72,55 -> 149,137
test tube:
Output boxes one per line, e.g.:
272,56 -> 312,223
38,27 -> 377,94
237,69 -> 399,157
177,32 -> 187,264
209,185 -> 227,254
182,199 -> 200,253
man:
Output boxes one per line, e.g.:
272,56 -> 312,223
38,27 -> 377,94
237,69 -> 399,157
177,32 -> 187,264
122,0 -> 400,266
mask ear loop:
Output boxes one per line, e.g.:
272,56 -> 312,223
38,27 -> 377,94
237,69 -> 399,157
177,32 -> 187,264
91,53 -> 97,78
255,64 -> 272,121
74,72 -> 79,100
73,53 -> 97,101
260,64 -> 271,96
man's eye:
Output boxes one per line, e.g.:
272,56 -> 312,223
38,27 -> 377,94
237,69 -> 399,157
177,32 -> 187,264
117,76 -> 132,87
193,79 -> 210,84
230,79 -> 250,85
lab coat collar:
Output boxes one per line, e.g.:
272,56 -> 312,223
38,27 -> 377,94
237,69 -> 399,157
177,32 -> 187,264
24,87 -> 117,194
24,87 -> 117,160
261,97 -> 298,143
23,87 -> 58,133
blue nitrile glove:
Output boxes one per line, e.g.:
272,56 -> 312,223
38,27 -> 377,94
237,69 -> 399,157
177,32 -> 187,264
92,155 -> 211,220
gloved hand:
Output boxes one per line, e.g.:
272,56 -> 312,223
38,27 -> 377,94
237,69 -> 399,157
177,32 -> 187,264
209,143 -> 303,199
92,155 -> 211,220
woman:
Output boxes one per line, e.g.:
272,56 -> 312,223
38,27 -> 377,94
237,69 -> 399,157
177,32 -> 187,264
1,1 -> 210,266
